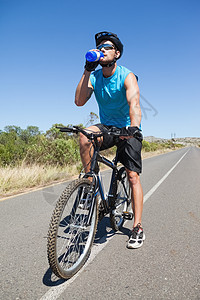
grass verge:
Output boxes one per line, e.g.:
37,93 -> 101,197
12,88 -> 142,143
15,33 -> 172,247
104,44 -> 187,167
0,146 -> 183,199
0,163 -> 80,198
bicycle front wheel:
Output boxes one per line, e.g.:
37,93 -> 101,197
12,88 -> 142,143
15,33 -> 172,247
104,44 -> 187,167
110,167 -> 131,231
47,178 -> 98,279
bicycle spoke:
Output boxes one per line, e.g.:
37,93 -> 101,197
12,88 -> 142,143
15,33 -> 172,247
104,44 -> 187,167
47,179 -> 98,279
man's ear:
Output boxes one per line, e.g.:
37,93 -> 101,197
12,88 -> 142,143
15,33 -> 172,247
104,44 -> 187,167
115,50 -> 120,59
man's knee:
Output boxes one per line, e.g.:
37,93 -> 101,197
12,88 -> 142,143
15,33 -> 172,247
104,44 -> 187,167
79,125 -> 102,149
79,133 -> 93,160
127,171 -> 140,186
79,132 -> 89,148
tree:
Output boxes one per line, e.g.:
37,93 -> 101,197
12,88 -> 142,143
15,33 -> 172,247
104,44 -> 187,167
45,124 -> 69,140
20,126 -> 41,143
4,125 -> 22,135
85,112 -> 99,127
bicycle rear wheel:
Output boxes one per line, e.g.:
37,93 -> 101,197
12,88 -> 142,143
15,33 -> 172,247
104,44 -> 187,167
47,178 -> 98,279
110,167 -> 131,231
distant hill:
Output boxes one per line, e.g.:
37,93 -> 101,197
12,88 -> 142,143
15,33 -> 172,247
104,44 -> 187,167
144,136 -> 200,146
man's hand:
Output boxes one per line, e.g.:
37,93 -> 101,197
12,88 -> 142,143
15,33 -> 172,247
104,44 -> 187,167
85,60 -> 99,72
84,48 -> 102,72
120,126 -> 143,141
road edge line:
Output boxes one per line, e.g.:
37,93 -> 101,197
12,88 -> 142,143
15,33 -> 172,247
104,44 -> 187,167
143,148 -> 189,203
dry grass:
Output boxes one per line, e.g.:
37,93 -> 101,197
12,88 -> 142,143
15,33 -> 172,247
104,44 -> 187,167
0,163 -> 80,198
0,148 -> 177,199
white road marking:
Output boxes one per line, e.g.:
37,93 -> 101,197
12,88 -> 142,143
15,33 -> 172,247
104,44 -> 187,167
40,149 -> 189,300
143,149 -> 189,203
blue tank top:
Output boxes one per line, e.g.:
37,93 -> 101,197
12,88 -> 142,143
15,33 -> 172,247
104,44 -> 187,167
90,65 -> 132,128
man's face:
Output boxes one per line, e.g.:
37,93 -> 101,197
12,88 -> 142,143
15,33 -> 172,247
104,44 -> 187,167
97,40 -> 120,65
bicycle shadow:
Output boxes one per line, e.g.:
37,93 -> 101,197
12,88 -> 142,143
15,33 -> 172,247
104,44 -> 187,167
94,216 -> 131,244
43,267 -> 66,286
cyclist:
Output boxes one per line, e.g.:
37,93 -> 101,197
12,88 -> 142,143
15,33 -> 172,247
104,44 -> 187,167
75,31 -> 145,249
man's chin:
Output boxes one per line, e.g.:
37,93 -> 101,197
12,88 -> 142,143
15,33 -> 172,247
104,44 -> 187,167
99,61 -> 111,67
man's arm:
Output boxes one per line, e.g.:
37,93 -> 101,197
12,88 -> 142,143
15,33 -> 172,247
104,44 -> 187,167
124,72 -> 141,127
75,70 -> 94,106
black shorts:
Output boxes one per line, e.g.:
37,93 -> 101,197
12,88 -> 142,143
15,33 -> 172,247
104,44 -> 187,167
95,124 -> 143,174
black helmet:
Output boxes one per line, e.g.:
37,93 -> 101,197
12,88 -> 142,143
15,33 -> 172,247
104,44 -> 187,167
95,31 -> 123,59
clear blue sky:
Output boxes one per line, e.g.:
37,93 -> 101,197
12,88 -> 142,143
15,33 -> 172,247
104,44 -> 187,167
0,0 -> 199,138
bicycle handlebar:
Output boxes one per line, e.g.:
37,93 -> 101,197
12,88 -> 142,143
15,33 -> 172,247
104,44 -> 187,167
56,126 -> 141,140
57,126 -> 79,134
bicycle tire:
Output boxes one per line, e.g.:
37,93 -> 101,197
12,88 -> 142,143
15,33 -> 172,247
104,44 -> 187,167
47,178 -> 98,279
110,167 -> 131,231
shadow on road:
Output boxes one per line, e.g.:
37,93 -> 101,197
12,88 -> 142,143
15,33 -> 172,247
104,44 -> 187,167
94,216 -> 130,244
43,267 -> 66,286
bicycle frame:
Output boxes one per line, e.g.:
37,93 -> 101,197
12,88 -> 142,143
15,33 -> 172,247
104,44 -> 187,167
83,136 -> 120,220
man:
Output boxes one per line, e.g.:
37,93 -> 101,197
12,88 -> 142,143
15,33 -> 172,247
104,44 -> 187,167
75,31 -> 145,249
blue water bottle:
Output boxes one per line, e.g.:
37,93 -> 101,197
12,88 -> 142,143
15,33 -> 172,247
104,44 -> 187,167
85,50 -> 104,62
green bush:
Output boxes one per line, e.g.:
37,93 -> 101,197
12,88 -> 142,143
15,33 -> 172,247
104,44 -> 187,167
149,142 -> 159,151
142,140 -> 151,152
0,131 -> 28,166
0,126 -> 41,166
25,136 -> 80,166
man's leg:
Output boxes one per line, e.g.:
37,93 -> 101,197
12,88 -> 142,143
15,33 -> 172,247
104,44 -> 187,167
126,169 -> 145,248
79,125 -> 102,173
126,169 -> 143,227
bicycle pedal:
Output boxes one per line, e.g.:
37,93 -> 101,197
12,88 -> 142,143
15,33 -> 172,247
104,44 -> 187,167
122,211 -> 133,220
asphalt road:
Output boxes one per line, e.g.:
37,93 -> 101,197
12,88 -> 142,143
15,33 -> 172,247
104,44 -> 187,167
0,147 -> 200,300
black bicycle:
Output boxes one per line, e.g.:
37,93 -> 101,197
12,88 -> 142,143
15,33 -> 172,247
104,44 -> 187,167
47,126 -> 139,279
